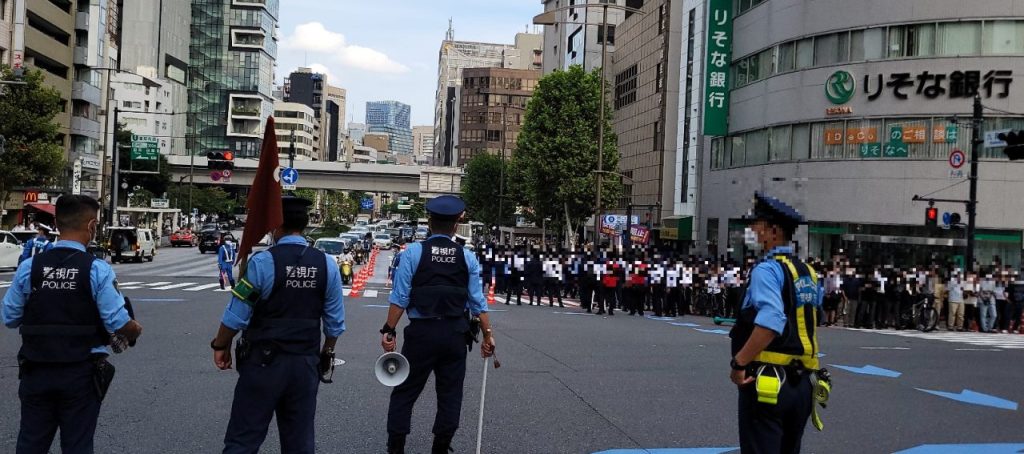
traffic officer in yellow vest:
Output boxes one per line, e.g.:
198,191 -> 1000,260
729,192 -> 830,454
381,195 -> 494,454
211,195 -> 346,454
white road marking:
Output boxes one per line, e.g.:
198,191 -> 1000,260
117,282 -> 142,286
119,286 -> 143,290
185,283 -> 222,292
151,282 -> 197,290
363,290 -> 379,298
143,282 -> 172,287
859,346 -> 911,350
848,328 -> 1024,350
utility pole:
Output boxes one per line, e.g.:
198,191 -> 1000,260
966,95 -> 982,272
290,128 -> 297,168
108,106 -> 121,227
593,3 -> 609,246
498,102 -> 507,228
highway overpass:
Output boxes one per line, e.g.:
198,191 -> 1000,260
165,155 -> 463,197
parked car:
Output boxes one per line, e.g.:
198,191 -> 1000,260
0,230 -> 22,270
313,238 -> 346,263
170,229 -> 198,247
106,227 -> 156,263
414,227 -> 429,240
372,233 -> 393,249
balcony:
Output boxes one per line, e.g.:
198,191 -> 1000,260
72,81 -> 101,105
70,117 -> 101,140
73,46 -> 88,65
75,11 -> 89,31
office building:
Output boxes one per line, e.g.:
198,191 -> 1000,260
540,0 -> 629,74
118,0 -> 190,156
456,67 -> 540,166
273,101 -> 318,161
187,0 -> 280,158
412,125 -> 433,164
363,132 -> 390,154
610,0 -> 682,231
283,67 -> 347,160
433,22 -> 542,166
325,85 -> 345,161
111,71 -> 174,155
366,100 -> 412,154
0,0 -> 13,65
348,122 -> 365,145
685,0 -> 1024,268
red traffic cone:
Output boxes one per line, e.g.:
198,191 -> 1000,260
487,276 -> 496,305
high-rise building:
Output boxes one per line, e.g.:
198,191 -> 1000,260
540,0 -> 629,75
433,22 -> 542,166
187,0 -> 280,158
324,86 -> 345,161
348,122 -> 365,145
118,0 -> 190,156
412,125 -> 433,165
366,100 -> 412,155
111,72 -> 175,155
0,0 -> 13,66
456,67 -> 540,166
283,67 -> 346,161
611,0 -> 681,230
273,101 -> 318,161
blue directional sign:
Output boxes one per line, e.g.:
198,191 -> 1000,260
669,322 -> 701,328
694,328 -> 730,335
894,443 -> 1024,454
915,388 -> 1018,411
942,212 -> 952,225
281,167 -> 299,185
360,198 -> 374,210
829,364 -> 902,378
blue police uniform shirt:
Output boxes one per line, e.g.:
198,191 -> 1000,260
389,234 -> 488,318
740,246 -> 823,336
220,235 -> 346,337
3,240 -> 132,354
20,237 -> 53,261
217,242 -> 236,269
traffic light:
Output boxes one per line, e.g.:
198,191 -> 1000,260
925,206 -> 938,228
997,130 -> 1024,160
949,212 -> 961,226
206,151 -> 235,170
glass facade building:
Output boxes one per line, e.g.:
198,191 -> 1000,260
187,0 -> 279,157
366,100 -> 413,155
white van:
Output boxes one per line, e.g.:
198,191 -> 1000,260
106,227 -> 156,263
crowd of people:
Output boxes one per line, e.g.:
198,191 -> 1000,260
470,244 -> 1024,333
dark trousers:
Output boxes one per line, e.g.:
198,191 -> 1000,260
527,282 -> 543,304
220,266 -> 236,289
505,277 -> 522,304
544,278 -> 563,306
596,286 -> 617,314
18,360 -> 101,454
387,319 -> 468,437
223,354 -> 320,454
651,285 -> 666,316
738,369 -> 813,454
1008,301 -> 1024,332
580,281 -> 594,311
628,287 -> 646,315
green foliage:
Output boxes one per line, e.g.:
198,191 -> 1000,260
0,67 -> 67,205
116,123 -> 172,198
128,188 -> 156,208
462,153 -> 514,227
167,185 -> 235,216
508,65 -> 622,233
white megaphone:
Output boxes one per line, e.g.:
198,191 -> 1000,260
374,352 -> 410,387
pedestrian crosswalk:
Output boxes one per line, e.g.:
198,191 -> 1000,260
846,327 -> 1024,350
492,295 -> 581,308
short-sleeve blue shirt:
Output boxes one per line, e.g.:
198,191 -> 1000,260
388,235 -> 488,318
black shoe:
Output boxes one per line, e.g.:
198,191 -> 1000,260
639,311 -> 645,316
549,302 -> 553,307
596,310 -> 605,315
609,310 -> 614,316
587,308 -> 592,313
517,301 -> 521,306
432,435 -> 454,454
387,434 -> 406,454
505,301 -> 509,305
559,303 -> 564,308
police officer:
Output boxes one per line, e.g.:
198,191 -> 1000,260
729,193 -> 826,454
217,233 -> 237,290
18,224 -> 53,264
211,195 -> 345,454
3,195 -> 143,453
381,195 -> 494,454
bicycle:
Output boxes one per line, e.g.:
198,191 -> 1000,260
899,295 -> 939,332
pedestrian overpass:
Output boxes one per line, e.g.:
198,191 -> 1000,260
164,155 -> 463,197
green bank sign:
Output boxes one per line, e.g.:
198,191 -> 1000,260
702,0 -> 732,136
825,70 -> 856,104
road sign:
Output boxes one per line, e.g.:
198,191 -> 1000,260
985,129 -> 1012,148
222,170 -> 233,179
130,134 -> 159,161
397,204 -> 412,210
948,149 -> 966,169
360,198 -> 374,210
942,212 -> 952,225
282,184 -> 296,190
150,198 -> 169,209
210,171 -> 223,181
72,160 -> 82,195
280,167 -> 299,185
949,169 -> 966,180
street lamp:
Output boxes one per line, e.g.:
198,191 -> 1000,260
533,2 -> 644,246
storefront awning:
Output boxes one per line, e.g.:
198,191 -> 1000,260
25,203 -> 55,215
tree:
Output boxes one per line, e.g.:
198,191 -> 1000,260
508,65 -> 621,245
0,67 -> 66,208
462,153 -> 514,227
116,123 -> 172,201
167,185 -> 235,217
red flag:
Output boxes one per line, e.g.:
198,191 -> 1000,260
236,116 -> 282,272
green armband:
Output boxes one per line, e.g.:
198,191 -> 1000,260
231,278 -> 259,305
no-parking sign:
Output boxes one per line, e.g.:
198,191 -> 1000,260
949,149 -> 966,169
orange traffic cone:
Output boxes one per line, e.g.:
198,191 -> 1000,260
487,277 -> 496,305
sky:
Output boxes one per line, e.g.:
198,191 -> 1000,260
276,0 -> 543,127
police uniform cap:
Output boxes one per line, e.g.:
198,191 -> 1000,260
425,195 -> 465,221
282,195 -> 313,218
742,192 -> 804,228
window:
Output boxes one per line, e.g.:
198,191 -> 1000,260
758,48 -> 774,78
984,21 -> 1024,54
814,33 -> 839,66
658,3 -> 667,34
655,62 -> 664,93
769,126 -> 792,162
888,25 -> 933,57
778,42 -> 796,72
653,121 -> 661,151
735,0 -> 765,15
938,22 -> 981,56
597,25 -> 616,46
711,138 -> 724,170
614,64 -> 638,109
486,130 -> 502,142
796,38 -> 814,69
745,129 -> 768,165
729,135 -> 745,167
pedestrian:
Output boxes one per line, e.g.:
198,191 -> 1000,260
1007,273 -> 1024,334
579,255 -> 595,313
947,272 -> 965,331
729,193 -> 826,454
596,255 -> 618,316
841,267 -> 862,328
542,252 -> 564,307
18,224 -> 53,265
380,195 -> 495,454
211,195 -> 346,453
964,273 -> 979,331
3,195 -> 143,453
996,271 -> 1010,333
978,273 -> 998,333
525,251 -> 544,306
217,233 -> 237,290
650,258 -> 666,317
505,249 -> 524,306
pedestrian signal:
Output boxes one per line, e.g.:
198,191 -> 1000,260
925,207 -> 938,228
997,131 -> 1024,160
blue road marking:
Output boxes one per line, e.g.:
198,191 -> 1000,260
554,311 -> 595,316
915,388 -> 1018,411
694,328 -> 729,335
817,353 -> 827,357
669,322 -> 701,327
645,316 -> 677,321
363,304 -> 390,308
593,448 -> 738,454
893,443 -> 1024,454
829,364 -> 902,378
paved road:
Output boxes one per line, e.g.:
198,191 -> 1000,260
1,246 -> 1023,453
